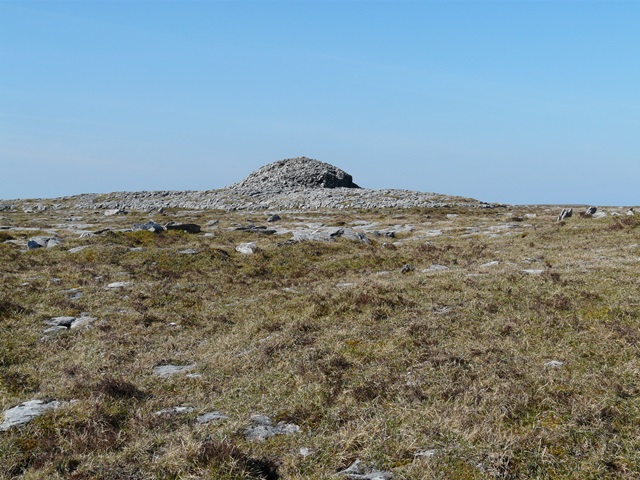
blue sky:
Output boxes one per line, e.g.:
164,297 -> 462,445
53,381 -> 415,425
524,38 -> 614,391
1,1 -> 639,205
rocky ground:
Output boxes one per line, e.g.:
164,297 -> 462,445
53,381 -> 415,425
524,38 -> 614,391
2,199 -> 640,478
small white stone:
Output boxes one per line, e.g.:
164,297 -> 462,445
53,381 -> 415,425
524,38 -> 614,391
545,360 -> 564,368
235,242 -> 259,254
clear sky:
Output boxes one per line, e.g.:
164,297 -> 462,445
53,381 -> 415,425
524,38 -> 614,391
1,1 -> 639,205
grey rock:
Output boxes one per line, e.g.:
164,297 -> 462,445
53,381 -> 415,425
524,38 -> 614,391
290,227 -> 369,244
627,208 -> 635,216
545,360 -> 564,368
400,264 -> 415,273
165,222 -> 201,234
423,264 -> 449,273
42,314 -> 96,336
236,242 -> 259,254
106,281 -> 131,289
154,406 -> 194,416
0,399 -> 68,431
28,236 -> 61,249
104,208 -> 126,216
177,248 -> 199,255
231,157 -> 360,190
267,214 -> 281,222
44,316 -> 76,328
414,449 -> 438,458
480,261 -> 500,268
334,459 -> 394,479
558,208 -> 573,222
132,221 -> 165,233
152,364 -> 196,378
522,269 -> 544,275
373,230 -> 395,238
196,411 -> 229,424
68,245 -> 90,253
244,414 -> 300,441
234,224 -> 276,234
585,206 -> 597,216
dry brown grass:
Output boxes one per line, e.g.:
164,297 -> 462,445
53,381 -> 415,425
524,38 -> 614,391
1,205 -> 640,478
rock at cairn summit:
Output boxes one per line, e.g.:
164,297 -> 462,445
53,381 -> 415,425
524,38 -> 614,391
231,157 -> 360,190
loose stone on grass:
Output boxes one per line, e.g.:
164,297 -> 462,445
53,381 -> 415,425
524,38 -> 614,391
67,245 -> 90,253
244,414 -> 300,441
196,411 -> 229,424
334,459 -> 394,479
41,314 -> 97,338
165,222 -> 201,233
423,264 -> 449,273
27,236 -> 61,249
236,242 -> 259,254
106,281 -> 132,289
152,364 -> 196,378
1,399 -> 75,432
154,406 -> 194,416
545,360 -> 565,368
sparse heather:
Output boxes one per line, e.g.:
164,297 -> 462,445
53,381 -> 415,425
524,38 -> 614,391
1,204 -> 640,479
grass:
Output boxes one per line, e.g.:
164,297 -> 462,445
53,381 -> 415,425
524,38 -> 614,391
1,205 -> 640,478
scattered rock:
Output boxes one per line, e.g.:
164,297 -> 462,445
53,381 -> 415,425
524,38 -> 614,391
522,269 -> 544,275
41,314 -> 97,338
544,360 -> 564,368
196,411 -> 229,424
177,248 -> 199,255
106,281 -> 132,289
28,236 -> 61,249
165,222 -> 201,234
584,206 -> 597,217
557,208 -> 573,222
132,221 -> 165,233
104,208 -> 126,216
400,264 -> 415,273
243,414 -> 300,441
373,230 -> 396,238
627,208 -> 635,216
334,459 -> 394,479
234,224 -> 277,235
299,447 -> 313,457
480,261 -> 500,268
152,364 -> 196,378
154,406 -> 194,416
267,214 -> 281,222
68,245 -> 90,253
422,264 -> 449,273
236,242 -> 260,254
414,449 -> 438,458
231,157 -> 360,190
0,399 -> 74,432
290,227 -> 369,243
66,288 -> 83,300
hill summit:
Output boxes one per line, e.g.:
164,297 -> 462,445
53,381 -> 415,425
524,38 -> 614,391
231,157 -> 360,190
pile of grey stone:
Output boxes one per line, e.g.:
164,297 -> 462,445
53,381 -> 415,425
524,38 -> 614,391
230,157 -> 360,190
19,158 -> 500,212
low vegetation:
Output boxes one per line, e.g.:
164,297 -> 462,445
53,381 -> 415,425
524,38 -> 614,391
1,205 -> 639,478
